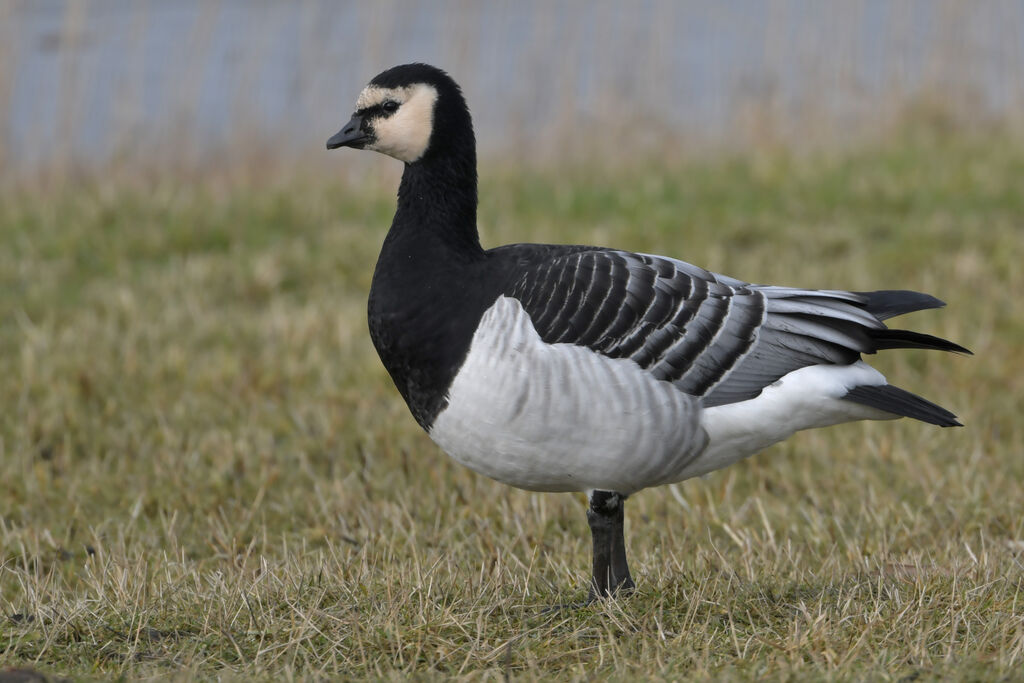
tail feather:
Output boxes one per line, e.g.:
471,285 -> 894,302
843,384 -> 962,427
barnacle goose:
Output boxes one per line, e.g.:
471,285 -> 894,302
327,63 -> 969,601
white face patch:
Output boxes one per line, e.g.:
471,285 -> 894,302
356,83 -> 438,163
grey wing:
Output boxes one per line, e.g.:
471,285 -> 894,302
505,248 -> 924,407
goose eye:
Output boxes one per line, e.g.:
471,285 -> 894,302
381,100 -> 400,114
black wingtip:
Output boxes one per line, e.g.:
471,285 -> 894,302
843,384 -> 962,427
855,289 -> 946,321
869,328 -> 973,355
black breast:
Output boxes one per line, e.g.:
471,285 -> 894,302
368,242 -> 501,430
368,241 -> 596,429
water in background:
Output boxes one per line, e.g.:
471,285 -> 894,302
3,0 -> 1023,174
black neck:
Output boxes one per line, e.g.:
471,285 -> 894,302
389,143 -> 482,258
367,101 -> 490,430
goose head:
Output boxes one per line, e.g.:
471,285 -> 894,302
327,63 -> 472,164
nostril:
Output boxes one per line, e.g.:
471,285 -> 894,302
344,125 -> 357,134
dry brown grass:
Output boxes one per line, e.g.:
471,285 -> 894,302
1,133 -> 1021,679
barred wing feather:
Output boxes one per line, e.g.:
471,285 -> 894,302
502,248 -> 958,408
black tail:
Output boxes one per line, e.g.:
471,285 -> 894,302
843,384 -> 962,427
841,291 -> 966,426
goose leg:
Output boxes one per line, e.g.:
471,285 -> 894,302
587,490 -> 635,601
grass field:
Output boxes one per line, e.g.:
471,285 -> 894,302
1,135 -> 1022,680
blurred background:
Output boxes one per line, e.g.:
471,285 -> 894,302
3,0 -> 1024,180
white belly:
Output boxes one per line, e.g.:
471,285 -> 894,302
429,296 -> 708,493
429,297 -> 897,494
682,361 -> 896,479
